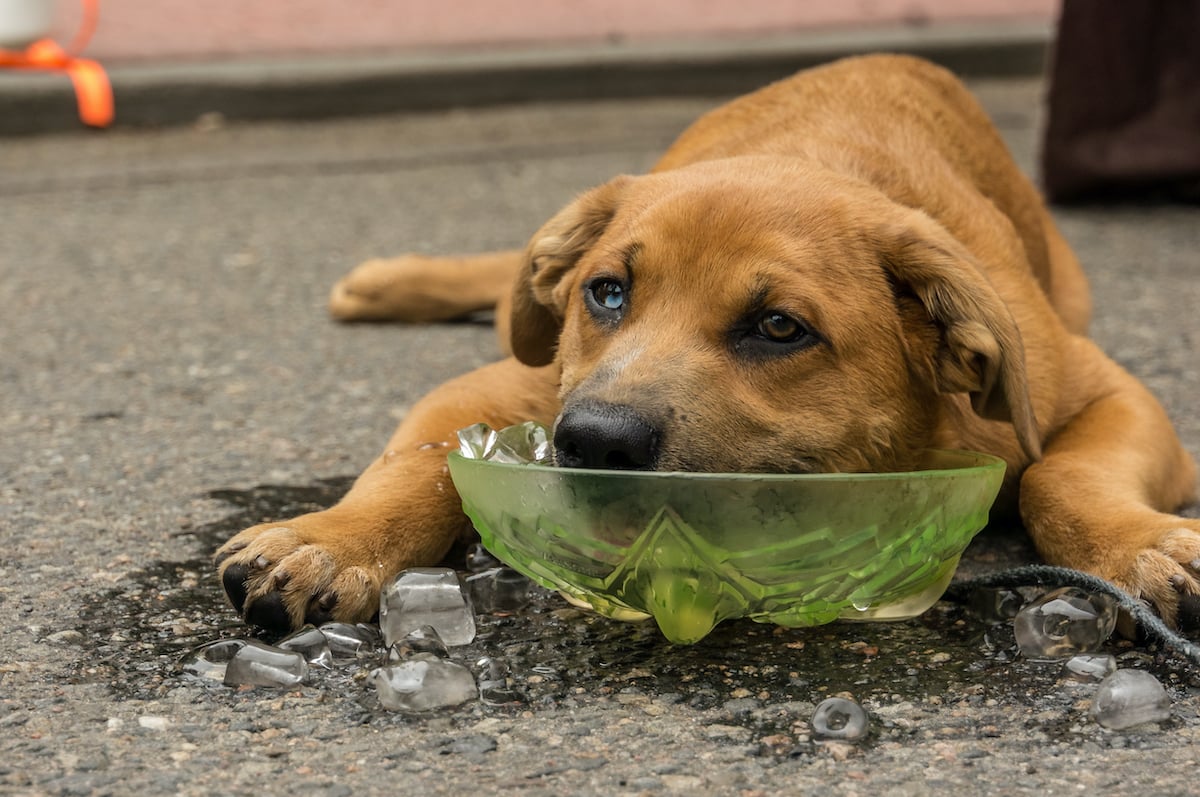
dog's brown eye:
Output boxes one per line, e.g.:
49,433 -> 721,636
756,312 -> 802,342
734,310 -> 819,359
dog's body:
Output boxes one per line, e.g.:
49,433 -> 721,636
217,55 -> 1200,632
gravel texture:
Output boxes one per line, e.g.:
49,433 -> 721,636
2,78 -> 1199,795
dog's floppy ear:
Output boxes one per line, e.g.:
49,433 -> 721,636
881,210 -> 1042,461
510,177 -> 632,366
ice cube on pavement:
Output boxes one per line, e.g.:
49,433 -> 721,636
1062,653 -> 1117,683
277,625 -> 334,669
180,639 -> 247,681
466,567 -> 532,614
1013,587 -> 1117,658
317,622 -> 382,661
385,625 -> 450,662
1090,669 -> 1172,729
810,697 -> 869,741
380,568 -> 476,647
473,655 -> 521,705
223,640 -> 308,688
968,587 -> 1025,624
371,654 -> 478,712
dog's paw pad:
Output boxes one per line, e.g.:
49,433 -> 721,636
244,590 -> 292,633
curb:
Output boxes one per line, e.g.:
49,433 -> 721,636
0,21 -> 1052,136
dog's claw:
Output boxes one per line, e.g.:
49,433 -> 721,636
222,563 -> 251,614
305,592 -> 339,626
1179,594 -> 1200,632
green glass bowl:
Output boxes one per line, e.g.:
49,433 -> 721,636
447,450 -> 1005,644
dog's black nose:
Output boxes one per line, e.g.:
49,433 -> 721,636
554,403 -> 659,469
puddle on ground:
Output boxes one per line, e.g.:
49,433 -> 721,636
69,478 -> 356,699
67,478 -> 1200,751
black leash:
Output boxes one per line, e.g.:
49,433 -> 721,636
945,565 -> 1200,668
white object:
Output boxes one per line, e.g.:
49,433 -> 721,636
0,0 -> 57,49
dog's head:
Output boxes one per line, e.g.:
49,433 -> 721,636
511,159 -> 1040,473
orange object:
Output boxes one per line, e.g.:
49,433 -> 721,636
0,0 -> 113,128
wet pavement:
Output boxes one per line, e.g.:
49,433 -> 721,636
3,76 -> 1200,795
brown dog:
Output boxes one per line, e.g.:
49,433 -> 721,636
216,54 -> 1200,633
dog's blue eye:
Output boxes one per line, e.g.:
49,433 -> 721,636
589,279 -> 625,311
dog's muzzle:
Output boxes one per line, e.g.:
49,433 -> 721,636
553,402 -> 660,470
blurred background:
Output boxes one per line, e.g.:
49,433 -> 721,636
4,0 -> 1064,141
42,0 -> 1053,62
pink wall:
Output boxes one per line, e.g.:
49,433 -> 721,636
51,0 -> 1057,63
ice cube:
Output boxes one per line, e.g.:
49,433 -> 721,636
968,587 -> 1025,624
380,568 -> 476,647
180,639 -> 247,682
385,625 -> 449,662
277,625 -> 334,669
1013,587 -> 1117,659
1090,669 -> 1172,729
223,640 -> 308,688
1062,653 -> 1117,683
371,654 -> 478,712
456,423 -> 498,460
492,421 -> 552,463
317,622 -> 382,661
484,430 -> 531,464
811,697 -> 869,741
465,567 -> 532,614
472,655 -> 520,705
456,421 -> 552,463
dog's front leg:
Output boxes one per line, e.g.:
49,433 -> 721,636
328,250 -> 522,325
215,358 -> 561,632
1019,341 -> 1200,625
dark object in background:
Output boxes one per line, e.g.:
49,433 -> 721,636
1042,0 -> 1200,202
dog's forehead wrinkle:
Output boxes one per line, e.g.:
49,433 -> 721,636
622,242 -> 642,272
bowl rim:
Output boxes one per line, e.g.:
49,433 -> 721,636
447,448 -> 1007,484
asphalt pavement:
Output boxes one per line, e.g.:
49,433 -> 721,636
2,73 -> 1200,795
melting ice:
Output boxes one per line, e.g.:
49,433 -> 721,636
1013,587 -> 1116,658
810,697 -> 869,741
1090,669 -> 1172,729
380,567 -> 476,647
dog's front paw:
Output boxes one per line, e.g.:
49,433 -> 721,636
214,513 -> 385,633
329,254 -> 462,323
329,256 -> 414,321
1113,524 -> 1200,627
